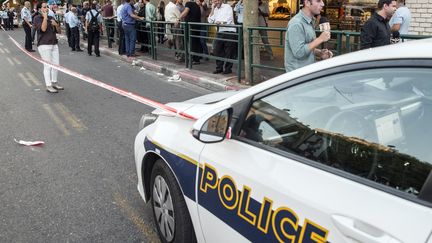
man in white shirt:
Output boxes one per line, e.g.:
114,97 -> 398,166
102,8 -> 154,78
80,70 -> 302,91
63,5 -> 72,48
21,1 -> 35,51
164,0 -> 182,60
208,0 -> 237,74
389,0 -> 411,41
116,0 -> 126,54
68,6 -> 83,51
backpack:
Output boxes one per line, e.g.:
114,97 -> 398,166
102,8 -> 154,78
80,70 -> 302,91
89,10 -> 100,32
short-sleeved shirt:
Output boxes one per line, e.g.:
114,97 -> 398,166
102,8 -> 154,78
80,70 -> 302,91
184,1 -> 200,23
233,2 -> 243,24
116,4 -> 124,21
284,10 -> 316,72
389,6 -> 411,35
21,7 -> 32,23
102,4 -> 114,17
121,3 -> 135,25
34,15 -> 58,46
67,12 -> 79,28
86,9 -> 103,24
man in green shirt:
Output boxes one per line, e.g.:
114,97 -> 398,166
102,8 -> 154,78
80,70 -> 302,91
284,0 -> 332,72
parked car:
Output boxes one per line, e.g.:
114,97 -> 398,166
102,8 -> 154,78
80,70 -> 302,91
135,39 -> 432,243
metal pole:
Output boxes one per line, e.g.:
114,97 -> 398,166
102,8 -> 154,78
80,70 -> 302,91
244,0 -> 259,84
237,25 -> 243,82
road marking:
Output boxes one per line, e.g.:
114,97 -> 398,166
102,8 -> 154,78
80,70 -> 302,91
0,42 -> 3,46
6,32 -> 198,120
54,103 -> 87,132
13,57 -> 21,65
43,104 -> 71,136
25,72 -> 41,86
18,72 -> 41,86
4,48 -> 10,53
0,48 -> 4,53
18,73 -> 32,87
6,57 -> 14,66
113,191 -> 160,243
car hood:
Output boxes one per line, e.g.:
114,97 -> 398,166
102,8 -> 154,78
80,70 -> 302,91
152,90 -> 239,119
183,90 -> 240,104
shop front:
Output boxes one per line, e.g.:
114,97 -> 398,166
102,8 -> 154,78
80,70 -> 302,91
324,0 -> 376,31
269,0 -> 298,20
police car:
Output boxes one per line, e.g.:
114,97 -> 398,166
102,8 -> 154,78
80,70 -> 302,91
134,39 -> 432,243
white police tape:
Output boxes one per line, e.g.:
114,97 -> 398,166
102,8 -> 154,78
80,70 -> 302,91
2,27 -> 197,120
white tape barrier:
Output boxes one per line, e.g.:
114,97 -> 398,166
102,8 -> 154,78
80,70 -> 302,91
1,27 -> 197,120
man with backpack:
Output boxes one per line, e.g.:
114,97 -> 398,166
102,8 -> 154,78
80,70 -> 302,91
85,2 -> 103,56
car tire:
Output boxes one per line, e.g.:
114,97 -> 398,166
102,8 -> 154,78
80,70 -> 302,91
150,159 -> 197,243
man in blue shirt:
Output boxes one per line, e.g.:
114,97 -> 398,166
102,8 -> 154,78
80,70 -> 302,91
389,0 -> 410,42
121,0 -> 144,57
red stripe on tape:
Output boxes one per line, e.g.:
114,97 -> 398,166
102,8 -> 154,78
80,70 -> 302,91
3,29 -> 197,121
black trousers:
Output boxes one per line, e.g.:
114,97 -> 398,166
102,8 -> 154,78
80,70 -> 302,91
87,30 -> 100,55
117,21 -> 125,55
65,23 -> 71,47
190,24 -> 202,62
8,18 -> 13,30
23,22 -> 32,50
214,32 -> 237,72
70,26 -> 80,50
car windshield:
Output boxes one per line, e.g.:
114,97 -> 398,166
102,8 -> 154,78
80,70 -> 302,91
241,68 -> 432,197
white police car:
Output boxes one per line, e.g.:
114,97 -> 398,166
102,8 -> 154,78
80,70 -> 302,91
134,39 -> 432,243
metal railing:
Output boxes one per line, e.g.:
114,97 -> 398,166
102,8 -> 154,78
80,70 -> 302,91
104,19 -> 243,81
102,20 -> 431,85
247,26 -> 432,84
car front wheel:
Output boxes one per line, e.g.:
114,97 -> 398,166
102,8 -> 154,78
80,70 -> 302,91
150,159 -> 197,243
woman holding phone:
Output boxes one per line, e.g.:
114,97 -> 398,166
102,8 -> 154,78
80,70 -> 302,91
33,1 -> 64,93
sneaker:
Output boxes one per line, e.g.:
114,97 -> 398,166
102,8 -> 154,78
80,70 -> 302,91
52,83 -> 64,90
213,70 -> 223,74
46,86 -> 58,93
76,49 -> 84,52
223,70 -> 232,75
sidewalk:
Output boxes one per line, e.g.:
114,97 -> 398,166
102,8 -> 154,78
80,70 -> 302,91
72,35 -> 243,91
73,34 -> 285,92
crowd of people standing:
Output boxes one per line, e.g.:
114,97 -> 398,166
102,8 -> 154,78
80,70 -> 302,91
1,6 -> 16,31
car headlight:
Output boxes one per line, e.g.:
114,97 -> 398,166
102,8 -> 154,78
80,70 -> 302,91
139,113 -> 158,131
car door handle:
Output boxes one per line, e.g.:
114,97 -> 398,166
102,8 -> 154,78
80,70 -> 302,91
331,215 -> 402,243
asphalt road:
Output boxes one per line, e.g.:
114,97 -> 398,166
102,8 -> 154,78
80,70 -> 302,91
0,29 -> 209,242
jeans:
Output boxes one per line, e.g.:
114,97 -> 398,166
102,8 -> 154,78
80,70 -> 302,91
123,24 -> 136,56
37,44 -> 59,86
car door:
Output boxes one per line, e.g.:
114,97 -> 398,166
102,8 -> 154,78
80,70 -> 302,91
196,62 -> 432,242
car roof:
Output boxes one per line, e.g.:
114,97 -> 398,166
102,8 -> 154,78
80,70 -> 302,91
222,38 -> 432,105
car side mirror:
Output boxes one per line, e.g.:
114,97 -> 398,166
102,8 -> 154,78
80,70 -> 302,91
192,107 -> 232,143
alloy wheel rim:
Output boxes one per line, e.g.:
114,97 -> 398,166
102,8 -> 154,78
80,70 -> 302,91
153,175 -> 175,241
